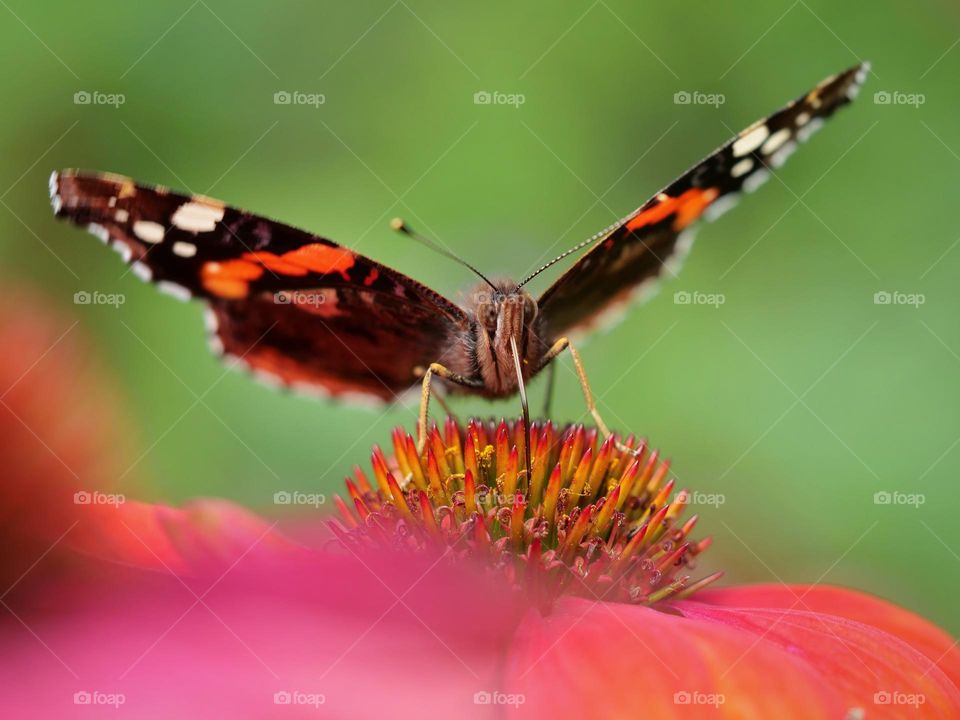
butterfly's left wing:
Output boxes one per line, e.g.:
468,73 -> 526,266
51,170 -> 469,402
536,63 -> 869,339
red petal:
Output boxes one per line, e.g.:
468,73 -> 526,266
0,288 -> 289,582
508,596 -> 845,718
66,498 -> 291,574
680,584 -> 960,717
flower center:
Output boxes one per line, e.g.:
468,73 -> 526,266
332,417 -> 721,605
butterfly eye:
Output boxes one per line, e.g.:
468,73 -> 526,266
524,296 -> 538,323
477,302 -> 498,332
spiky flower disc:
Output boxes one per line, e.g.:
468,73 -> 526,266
332,417 -> 721,606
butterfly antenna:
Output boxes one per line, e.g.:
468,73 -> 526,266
509,335 -> 532,488
391,218 -> 498,292
514,228 -> 611,292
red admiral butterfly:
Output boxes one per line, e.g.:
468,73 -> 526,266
51,64 -> 867,449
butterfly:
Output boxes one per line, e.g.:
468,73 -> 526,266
51,63 -> 868,448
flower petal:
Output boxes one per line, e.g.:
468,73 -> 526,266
0,287 -> 289,581
507,596 -> 846,718
680,585 -> 960,717
66,497 -> 292,574
696,584 -> 960,689
0,551 -> 520,718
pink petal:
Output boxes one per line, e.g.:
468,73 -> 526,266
1,551 -> 522,718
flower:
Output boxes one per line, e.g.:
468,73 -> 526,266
1,299 -> 956,718
0,286 -> 287,594
331,417 -> 721,607
333,417 -> 960,718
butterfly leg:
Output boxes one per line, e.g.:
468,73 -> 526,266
541,338 -> 639,456
509,336 -> 533,489
416,363 -> 481,453
541,360 -> 556,417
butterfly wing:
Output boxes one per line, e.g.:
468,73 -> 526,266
51,170 -> 468,401
536,63 -> 869,338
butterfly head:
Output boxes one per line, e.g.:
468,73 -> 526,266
467,280 -> 541,393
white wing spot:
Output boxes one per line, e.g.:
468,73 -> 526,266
796,117 -> 825,143
203,307 -> 219,332
761,128 -> 792,155
742,169 -> 770,194
795,111 -> 811,127
732,124 -> 770,157
114,209 -> 129,223
769,141 -> 798,169
133,220 -> 165,244
156,281 -> 191,302
171,201 -> 225,233
703,193 -> 740,222
88,223 -> 110,245
131,262 -> 152,282
111,242 -> 132,263
252,368 -> 285,390
730,158 -> 754,178
172,241 -> 197,258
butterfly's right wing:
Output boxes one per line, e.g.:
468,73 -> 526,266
51,170 -> 469,402
536,63 -> 869,339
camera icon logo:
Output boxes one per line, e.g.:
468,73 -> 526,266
273,292 -> 291,304
273,91 -> 291,105
273,491 -> 292,505
273,691 -> 292,705
473,91 -> 491,105
74,291 -> 91,305
873,291 -> 892,305
674,90 -> 691,105
73,91 -> 91,105
673,290 -> 691,305
73,691 -> 92,705
873,491 -> 892,505
473,691 -> 492,705
874,691 -> 892,705
74,491 -> 91,505
873,91 -> 891,105
673,691 -> 692,704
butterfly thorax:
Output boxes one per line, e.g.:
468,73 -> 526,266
460,280 -> 546,397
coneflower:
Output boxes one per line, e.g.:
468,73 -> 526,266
333,416 -> 718,606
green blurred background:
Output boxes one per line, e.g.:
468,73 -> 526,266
2,1 -> 958,633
